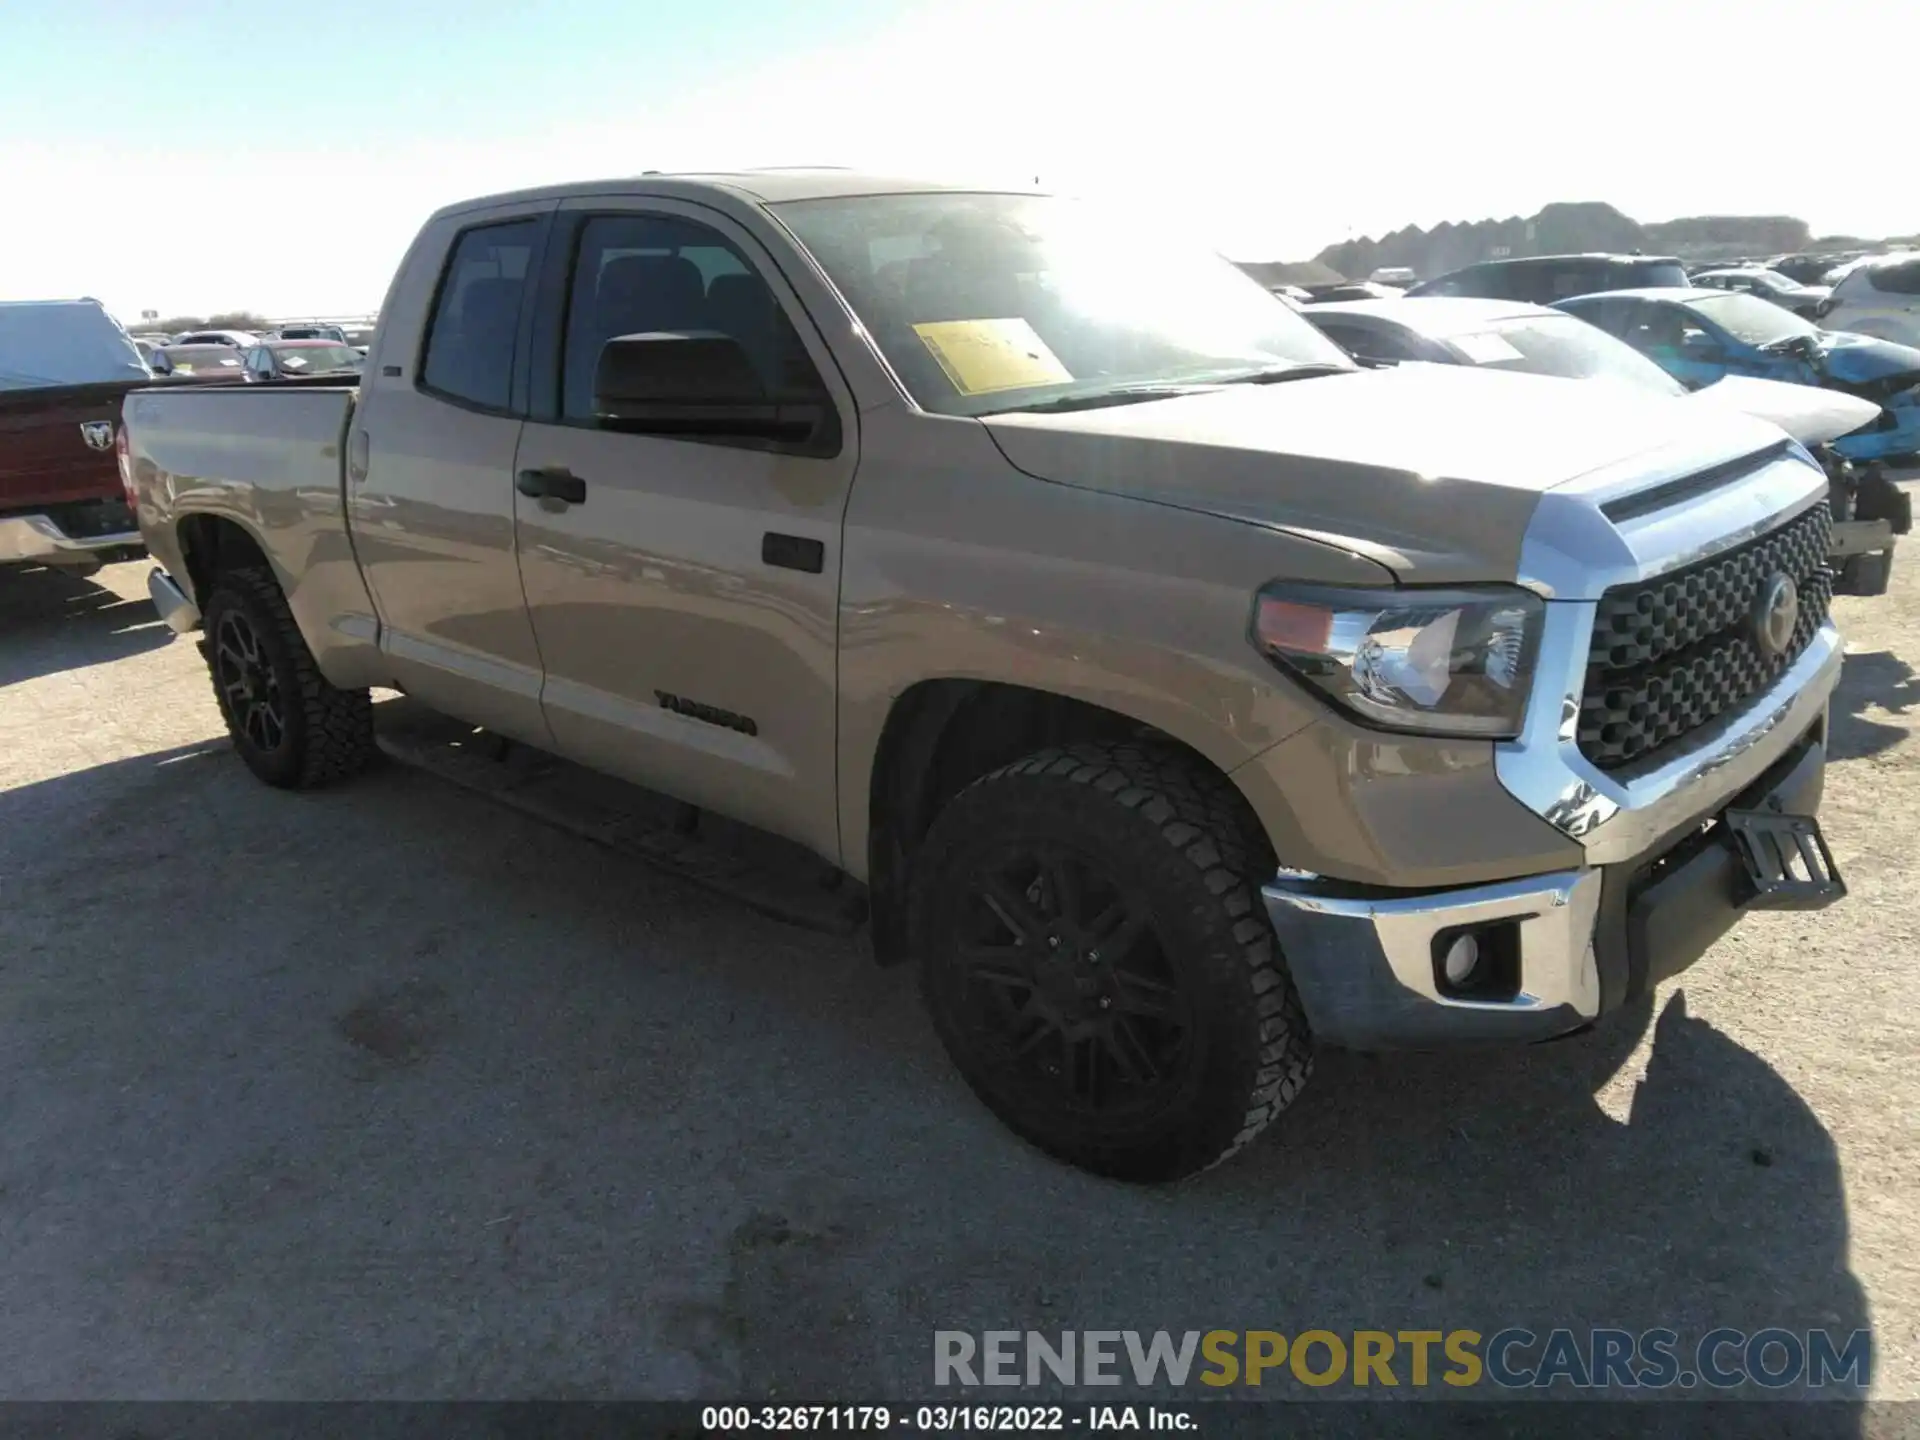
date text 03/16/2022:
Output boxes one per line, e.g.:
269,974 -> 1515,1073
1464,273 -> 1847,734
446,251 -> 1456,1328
700,1405 -> 1193,1431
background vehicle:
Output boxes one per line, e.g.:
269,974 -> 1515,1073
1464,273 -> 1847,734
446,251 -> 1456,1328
150,344 -> 247,381
1368,266 -> 1417,288
241,339 -> 363,381
1408,253 -> 1690,302
273,324 -> 349,343
0,299 -> 149,571
170,329 -> 257,348
124,172 -> 1847,1181
1818,253 -> 1920,344
1556,287 -> 1920,464
1771,253 -> 1849,286
1300,281 -> 1401,303
1303,295 -> 1907,592
1691,267 -> 1830,319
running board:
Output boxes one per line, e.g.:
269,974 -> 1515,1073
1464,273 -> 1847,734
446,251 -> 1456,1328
373,697 -> 869,936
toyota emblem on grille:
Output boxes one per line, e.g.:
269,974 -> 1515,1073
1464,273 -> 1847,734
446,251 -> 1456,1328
1752,571 -> 1800,659
79,420 -> 114,451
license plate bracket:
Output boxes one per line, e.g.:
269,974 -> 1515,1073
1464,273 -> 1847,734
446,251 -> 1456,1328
1723,808 -> 1846,910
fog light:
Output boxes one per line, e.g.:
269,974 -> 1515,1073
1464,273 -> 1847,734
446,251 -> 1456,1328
1442,933 -> 1481,986
1431,920 -> 1523,1001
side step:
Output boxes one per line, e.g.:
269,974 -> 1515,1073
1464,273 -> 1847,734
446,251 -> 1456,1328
373,697 -> 869,936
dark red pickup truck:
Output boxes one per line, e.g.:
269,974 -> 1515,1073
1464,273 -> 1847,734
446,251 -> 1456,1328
1,299 -> 153,572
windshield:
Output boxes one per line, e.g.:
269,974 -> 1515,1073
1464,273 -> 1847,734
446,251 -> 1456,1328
0,301 -> 149,391
1684,292 -> 1818,347
771,192 -> 1354,417
1446,314 -> 1685,397
272,343 -> 361,373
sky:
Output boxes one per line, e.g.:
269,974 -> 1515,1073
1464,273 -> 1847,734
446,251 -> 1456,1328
1,0 -> 1909,320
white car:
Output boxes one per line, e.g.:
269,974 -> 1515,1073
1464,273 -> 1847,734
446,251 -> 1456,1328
1819,253 -> 1920,346
171,328 -> 259,348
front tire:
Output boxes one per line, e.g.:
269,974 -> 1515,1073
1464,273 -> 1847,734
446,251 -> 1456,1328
201,566 -> 374,788
911,743 -> 1313,1181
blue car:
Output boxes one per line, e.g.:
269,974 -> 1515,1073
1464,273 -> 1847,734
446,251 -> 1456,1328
1555,287 -> 1920,463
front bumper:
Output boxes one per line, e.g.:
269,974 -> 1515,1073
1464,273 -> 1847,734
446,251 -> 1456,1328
0,513 -> 143,567
1265,715 -> 1831,1050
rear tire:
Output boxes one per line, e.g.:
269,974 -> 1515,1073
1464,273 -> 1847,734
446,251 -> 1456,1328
910,743 -> 1313,1181
201,566 -> 374,788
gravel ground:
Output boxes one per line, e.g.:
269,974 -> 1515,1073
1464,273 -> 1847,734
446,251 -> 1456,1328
1,539 -> 1916,1419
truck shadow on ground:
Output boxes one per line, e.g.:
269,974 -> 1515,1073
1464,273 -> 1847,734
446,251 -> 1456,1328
0,742 -> 1870,1428
1829,648 -> 1918,762
0,561 -> 171,688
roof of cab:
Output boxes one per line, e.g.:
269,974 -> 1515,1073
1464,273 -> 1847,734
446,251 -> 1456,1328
433,168 -> 1044,220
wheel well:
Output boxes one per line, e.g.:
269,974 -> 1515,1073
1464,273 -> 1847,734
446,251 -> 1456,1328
864,680 -> 1262,965
176,514 -> 272,607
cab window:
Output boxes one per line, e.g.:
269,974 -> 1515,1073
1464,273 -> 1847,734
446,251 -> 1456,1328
556,212 -> 829,432
419,217 -> 542,413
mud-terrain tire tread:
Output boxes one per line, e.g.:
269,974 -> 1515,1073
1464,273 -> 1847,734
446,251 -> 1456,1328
912,741 -> 1313,1181
201,565 -> 374,789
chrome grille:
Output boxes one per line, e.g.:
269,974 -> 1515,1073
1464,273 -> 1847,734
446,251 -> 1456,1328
1577,505 -> 1833,771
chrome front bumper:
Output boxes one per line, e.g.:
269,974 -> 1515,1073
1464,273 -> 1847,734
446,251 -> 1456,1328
1265,633 -> 1840,1051
0,514 -> 143,567
1265,869 -> 1604,1049
147,567 -> 202,634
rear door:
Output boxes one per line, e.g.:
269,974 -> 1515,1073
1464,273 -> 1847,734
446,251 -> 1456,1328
346,202 -> 557,745
509,195 -> 858,861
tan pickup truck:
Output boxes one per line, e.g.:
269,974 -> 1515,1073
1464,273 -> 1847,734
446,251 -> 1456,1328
123,172 -> 1848,1180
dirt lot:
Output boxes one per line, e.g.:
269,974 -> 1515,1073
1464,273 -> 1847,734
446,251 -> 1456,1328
2,540 -> 1916,1417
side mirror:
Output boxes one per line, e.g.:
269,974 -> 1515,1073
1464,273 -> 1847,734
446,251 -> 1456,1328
592,332 -> 824,443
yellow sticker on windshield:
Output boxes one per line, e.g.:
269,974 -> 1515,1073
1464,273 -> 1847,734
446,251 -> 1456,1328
911,318 -> 1072,396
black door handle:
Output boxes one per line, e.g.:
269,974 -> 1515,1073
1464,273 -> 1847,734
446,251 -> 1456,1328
516,467 -> 586,504
762,532 -> 825,573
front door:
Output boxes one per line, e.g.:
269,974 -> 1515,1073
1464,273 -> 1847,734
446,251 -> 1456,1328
510,198 -> 858,863
348,204 -> 556,745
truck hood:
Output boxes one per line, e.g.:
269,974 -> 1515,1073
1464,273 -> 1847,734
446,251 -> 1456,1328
1688,373 -> 1881,446
982,365 -> 1789,583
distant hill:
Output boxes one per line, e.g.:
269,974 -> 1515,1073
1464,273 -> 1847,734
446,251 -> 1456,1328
1297,204 -> 1817,282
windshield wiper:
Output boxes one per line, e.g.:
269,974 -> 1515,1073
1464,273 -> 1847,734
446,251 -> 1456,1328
984,383 -> 1214,416
1209,362 -> 1357,386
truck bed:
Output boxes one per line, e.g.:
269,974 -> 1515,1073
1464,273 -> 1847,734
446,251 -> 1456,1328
123,382 -> 359,519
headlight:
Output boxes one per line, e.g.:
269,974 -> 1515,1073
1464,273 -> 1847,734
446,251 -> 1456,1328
1251,584 -> 1543,738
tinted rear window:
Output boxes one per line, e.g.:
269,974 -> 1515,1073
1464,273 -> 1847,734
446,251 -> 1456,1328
1629,261 -> 1690,289
420,218 -> 541,413
0,302 -> 149,391
1867,257 -> 1920,296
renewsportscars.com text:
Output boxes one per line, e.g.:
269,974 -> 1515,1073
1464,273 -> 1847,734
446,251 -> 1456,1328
934,1328 -> 1871,1391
